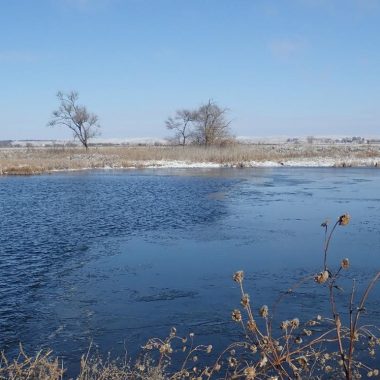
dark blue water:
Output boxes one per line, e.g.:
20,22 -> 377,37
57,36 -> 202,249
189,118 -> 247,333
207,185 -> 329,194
1,168 -> 380,372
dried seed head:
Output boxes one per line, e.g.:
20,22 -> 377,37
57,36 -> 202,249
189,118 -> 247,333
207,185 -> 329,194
321,219 -> 329,228
247,319 -> 257,332
261,336 -> 269,345
244,366 -> 256,379
295,336 -> 303,344
303,329 -> 312,336
250,344 -> 257,353
259,354 -> 268,368
341,258 -> 350,269
241,293 -> 250,308
228,357 -> 237,367
214,363 -> 221,372
159,343 -> 173,355
280,320 -> 290,330
298,356 -> 308,367
315,270 -> 329,284
233,271 -> 244,283
206,345 -> 212,353
338,213 -> 350,226
291,318 -> 300,328
259,305 -> 269,318
232,309 -> 242,322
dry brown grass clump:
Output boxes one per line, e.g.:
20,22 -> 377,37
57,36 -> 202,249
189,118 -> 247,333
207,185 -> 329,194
0,345 -> 64,380
1,166 -> 44,175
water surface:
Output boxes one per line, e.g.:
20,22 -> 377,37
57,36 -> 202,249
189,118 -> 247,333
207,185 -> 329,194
1,168 -> 380,371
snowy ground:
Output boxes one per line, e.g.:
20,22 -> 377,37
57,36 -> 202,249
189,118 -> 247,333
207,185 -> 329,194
143,157 -> 379,169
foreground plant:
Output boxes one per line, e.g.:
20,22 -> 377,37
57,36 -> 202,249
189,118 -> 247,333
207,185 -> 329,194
0,344 -> 64,380
128,214 -> 380,379
222,214 -> 380,379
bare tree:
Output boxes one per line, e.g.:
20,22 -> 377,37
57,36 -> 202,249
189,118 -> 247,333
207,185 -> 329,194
48,91 -> 100,150
192,100 -> 232,146
165,109 -> 195,146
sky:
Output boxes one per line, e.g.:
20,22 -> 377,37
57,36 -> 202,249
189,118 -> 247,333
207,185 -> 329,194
1,0 -> 380,140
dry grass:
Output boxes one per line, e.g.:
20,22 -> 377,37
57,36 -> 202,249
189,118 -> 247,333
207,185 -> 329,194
1,144 -> 380,175
0,347 -> 168,380
0,345 -> 63,380
1,166 -> 44,175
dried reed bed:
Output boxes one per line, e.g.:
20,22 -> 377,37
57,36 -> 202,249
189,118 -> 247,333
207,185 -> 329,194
0,346 -> 63,380
0,346 -> 166,380
1,144 -> 380,175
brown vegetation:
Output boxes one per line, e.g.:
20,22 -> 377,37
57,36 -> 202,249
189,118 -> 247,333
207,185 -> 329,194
1,143 -> 380,175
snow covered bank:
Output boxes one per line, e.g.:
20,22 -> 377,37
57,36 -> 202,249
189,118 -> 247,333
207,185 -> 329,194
137,157 -> 379,169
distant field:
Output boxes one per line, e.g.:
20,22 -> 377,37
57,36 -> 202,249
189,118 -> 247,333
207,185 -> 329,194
1,143 -> 380,175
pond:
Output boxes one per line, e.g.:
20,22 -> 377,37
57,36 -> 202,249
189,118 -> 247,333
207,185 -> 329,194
1,168 -> 379,374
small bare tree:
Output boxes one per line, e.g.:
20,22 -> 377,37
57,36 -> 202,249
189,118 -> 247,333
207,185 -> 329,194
193,100 -> 231,146
165,109 -> 195,146
48,91 -> 100,150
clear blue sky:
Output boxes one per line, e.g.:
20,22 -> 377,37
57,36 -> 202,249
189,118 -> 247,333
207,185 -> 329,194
1,0 -> 379,140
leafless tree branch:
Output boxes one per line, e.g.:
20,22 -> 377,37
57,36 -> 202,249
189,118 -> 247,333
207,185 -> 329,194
48,91 -> 100,150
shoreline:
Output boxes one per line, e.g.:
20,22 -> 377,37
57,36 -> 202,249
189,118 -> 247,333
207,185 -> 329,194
1,144 -> 379,175
1,158 -> 379,176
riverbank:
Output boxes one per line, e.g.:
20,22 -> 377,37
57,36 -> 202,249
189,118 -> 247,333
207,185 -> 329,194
1,143 -> 380,175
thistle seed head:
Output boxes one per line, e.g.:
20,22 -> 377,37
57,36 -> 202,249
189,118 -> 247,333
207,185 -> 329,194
315,270 -> 329,284
241,293 -> 250,308
233,270 -> 244,283
244,366 -> 256,379
259,305 -> 269,318
232,309 -> 242,322
341,258 -> 350,269
338,213 -> 350,226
